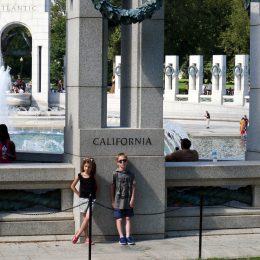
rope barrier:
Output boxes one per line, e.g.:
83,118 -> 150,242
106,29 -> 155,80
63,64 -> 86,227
3,200 -> 260,217
3,200 -> 183,216
2,188 -> 260,216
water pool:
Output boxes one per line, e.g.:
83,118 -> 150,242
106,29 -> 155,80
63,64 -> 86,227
10,130 -> 64,153
10,130 -> 246,160
190,136 -> 246,160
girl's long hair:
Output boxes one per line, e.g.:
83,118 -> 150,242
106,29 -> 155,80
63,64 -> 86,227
81,157 -> 96,176
0,124 -> 10,143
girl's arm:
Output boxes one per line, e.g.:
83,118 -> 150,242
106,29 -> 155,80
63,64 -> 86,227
71,176 -> 80,196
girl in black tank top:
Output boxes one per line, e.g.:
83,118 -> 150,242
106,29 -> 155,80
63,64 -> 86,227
71,157 -> 99,245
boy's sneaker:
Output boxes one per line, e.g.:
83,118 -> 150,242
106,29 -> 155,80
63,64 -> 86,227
119,236 -> 127,245
126,236 -> 135,245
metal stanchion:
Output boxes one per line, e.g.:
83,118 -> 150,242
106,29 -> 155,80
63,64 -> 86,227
199,193 -> 204,259
88,194 -> 93,260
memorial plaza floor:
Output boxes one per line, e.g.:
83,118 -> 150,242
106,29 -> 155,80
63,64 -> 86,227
1,232 -> 260,260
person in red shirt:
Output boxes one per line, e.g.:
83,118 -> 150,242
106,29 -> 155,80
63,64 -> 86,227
0,124 -> 16,163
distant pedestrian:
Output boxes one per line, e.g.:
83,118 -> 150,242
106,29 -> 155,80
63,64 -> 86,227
243,115 -> 249,131
240,117 -> 246,137
240,116 -> 249,139
71,157 -> 99,245
205,111 -> 210,129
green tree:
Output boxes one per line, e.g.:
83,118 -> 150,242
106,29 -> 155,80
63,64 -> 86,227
165,0 -> 232,63
165,0 -> 249,80
218,0 -> 250,80
108,25 -> 121,84
107,0 -> 122,84
50,0 -> 66,84
1,26 -> 32,78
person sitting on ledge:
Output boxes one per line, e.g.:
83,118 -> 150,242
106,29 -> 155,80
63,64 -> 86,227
165,138 -> 199,162
0,124 -> 16,163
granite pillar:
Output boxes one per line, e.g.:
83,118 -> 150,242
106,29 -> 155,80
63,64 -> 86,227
119,0 -> 165,237
114,55 -> 121,96
211,55 -> 226,105
120,1 -> 164,128
188,55 -> 203,103
65,0 -> 108,236
233,55 -> 249,106
246,2 -> 260,160
164,55 -> 179,100
66,0 -> 165,240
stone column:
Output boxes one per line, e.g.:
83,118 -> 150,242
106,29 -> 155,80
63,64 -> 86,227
119,0 -> 165,237
66,0 -> 165,240
188,55 -> 203,103
30,0 -> 50,109
233,55 -> 249,106
164,55 -> 179,100
246,2 -> 260,160
211,55 -> 226,105
65,0 -> 107,236
114,55 -> 121,96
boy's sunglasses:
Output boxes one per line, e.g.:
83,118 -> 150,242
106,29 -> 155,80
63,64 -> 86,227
118,159 -> 127,164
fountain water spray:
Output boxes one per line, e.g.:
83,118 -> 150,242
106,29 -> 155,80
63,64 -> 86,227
0,65 -> 12,124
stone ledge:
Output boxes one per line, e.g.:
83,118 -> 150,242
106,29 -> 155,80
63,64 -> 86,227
166,206 -> 260,217
165,161 -> 260,181
0,235 -> 73,243
166,215 -> 260,231
0,212 -> 74,222
166,228 -> 260,237
0,163 -> 75,182
0,220 -> 74,236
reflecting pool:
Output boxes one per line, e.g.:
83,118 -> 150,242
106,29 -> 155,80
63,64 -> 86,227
10,127 -> 246,160
10,130 -> 64,153
190,136 -> 246,160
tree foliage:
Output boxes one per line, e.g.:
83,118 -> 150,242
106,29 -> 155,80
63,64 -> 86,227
50,0 -> 66,83
1,26 -> 32,78
165,0 -> 249,80
218,0 -> 250,80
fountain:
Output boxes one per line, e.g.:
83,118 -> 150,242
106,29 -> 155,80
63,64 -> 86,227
0,65 -> 12,123
10,129 -> 64,153
164,120 -> 189,155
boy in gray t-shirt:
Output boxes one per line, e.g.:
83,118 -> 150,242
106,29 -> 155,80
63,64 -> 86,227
111,153 -> 136,245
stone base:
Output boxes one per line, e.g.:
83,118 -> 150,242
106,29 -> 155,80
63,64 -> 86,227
166,207 -> 260,231
0,212 -> 74,236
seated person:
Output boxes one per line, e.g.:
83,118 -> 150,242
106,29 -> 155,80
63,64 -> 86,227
0,124 -> 16,163
165,138 -> 199,162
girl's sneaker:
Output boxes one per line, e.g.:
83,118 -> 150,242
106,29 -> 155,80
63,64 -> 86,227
119,236 -> 127,245
126,236 -> 135,245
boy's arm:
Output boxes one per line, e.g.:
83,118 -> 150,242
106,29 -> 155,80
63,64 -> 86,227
111,183 -> 116,208
111,172 -> 116,208
130,184 -> 136,208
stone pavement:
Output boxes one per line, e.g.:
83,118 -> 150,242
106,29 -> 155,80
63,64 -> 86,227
171,119 -> 240,137
1,233 -> 260,260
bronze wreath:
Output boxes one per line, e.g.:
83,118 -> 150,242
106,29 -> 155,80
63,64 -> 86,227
91,0 -> 163,25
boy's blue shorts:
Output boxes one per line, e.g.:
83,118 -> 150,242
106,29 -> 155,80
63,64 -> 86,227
113,208 -> 134,219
